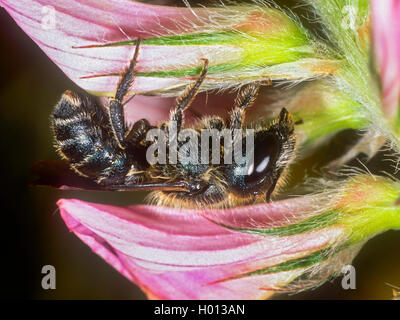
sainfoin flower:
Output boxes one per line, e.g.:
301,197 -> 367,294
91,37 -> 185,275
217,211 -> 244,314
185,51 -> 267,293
2,0 -> 400,299
372,0 -> 400,128
58,174 -> 400,299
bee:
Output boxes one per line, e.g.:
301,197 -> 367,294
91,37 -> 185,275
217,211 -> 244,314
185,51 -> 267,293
45,39 -> 296,209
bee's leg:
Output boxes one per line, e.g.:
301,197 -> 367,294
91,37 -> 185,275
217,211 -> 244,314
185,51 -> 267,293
230,83 -> 260,129
170,59 -> 208,131
124,118 -> 153,144
265,171 -> 281,203
108,39 -> 141,149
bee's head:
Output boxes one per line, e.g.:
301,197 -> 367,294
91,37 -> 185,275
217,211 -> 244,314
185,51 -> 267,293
148,108 -> 296,208
224,108 -> 296,202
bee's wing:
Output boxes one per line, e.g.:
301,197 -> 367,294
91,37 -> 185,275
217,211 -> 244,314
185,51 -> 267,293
31,160 -> 189,192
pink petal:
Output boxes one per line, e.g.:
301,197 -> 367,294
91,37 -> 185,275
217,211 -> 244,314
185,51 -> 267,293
372,0 -> 400,118
0,0 -> 241,95
0,0 -> 248,126
58,198 -> 344,300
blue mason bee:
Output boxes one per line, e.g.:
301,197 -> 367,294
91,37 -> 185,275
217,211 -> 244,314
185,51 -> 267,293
36,39 -> 297,208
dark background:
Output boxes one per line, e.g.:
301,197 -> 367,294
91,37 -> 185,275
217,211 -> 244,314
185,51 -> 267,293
0,0 -> 399,300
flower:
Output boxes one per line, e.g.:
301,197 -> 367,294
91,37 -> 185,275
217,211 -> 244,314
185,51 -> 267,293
0,0 -> 337,97
58,174 -> 400,299
372,0 -> 400,125
57,196 -> 340,300
0,0 -> 378,144
3,0 -> 400,300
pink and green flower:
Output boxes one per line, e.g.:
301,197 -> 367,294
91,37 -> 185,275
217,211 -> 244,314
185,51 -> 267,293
2,0 -> 400,300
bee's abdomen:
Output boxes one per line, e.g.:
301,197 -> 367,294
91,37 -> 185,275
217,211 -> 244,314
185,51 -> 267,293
51,91 -> 130,184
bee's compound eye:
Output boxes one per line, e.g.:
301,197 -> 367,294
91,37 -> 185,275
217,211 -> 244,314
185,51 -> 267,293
244,133 -> 280,186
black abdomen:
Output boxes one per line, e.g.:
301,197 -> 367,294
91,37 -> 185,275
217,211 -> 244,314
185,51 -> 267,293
51,91 -> 130,185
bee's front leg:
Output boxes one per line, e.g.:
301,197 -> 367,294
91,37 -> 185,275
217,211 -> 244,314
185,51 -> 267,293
229,82 -> 260,129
